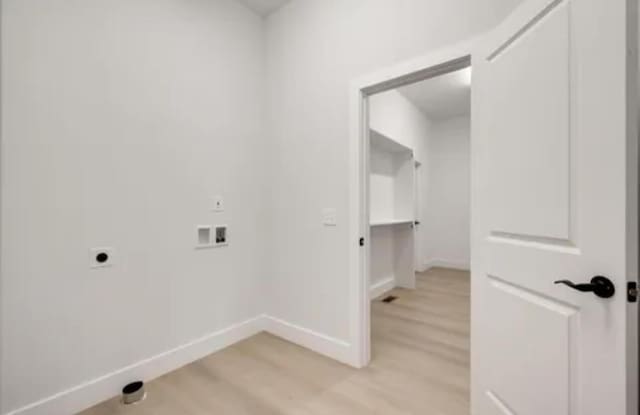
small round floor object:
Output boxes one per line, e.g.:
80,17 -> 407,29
122,381 -> 146,405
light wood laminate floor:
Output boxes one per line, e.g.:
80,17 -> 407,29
80,267 -> 470,415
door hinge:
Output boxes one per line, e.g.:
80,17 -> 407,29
628,282 -> 638,303
359,237 -> 365,247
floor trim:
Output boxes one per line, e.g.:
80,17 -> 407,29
423,258 -> 470,271
370,277 -> 395,299
263,315 -> 354,366
5,316 -> 266,415
6,315 -> 355,415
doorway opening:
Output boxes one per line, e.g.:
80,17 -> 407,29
367,65 -> 472,413
347,42 -> 473,374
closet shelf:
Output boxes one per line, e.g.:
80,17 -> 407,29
370,129 -> 413,154
370,219 -> 414,227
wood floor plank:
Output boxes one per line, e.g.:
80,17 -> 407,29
79,267 -> 470,415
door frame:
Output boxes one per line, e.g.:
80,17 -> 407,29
348,21 -> 639,413
348,38 -> 476,368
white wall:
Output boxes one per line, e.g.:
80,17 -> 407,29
369,147 -> 397,222
265,0 -> 521,345
369,148 -> 414,290
369,90 -> 431,275
422,116 -> 471,270
1,1 -> 267,413
369,147 -> 415,223
369,90 -> 429,164
370,226 -> 395,288
368,90 -> 430,291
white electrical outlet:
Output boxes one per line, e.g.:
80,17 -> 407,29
89,247 -> 115,268
211,195 -> 224,212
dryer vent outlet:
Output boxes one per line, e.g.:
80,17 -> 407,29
122,381 -> 146,405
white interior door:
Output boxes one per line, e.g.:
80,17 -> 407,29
472,0 -> 638,414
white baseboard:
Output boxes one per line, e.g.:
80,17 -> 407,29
6,316 -> 266,415
263,316 -> 354,367
415,263 -> 429,273
6,314 -> 357,415
423,258 -> 470,271
370,277 -> 395,299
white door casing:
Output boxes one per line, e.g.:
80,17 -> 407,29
414,162 -> 422,272
471,0 -> 638,414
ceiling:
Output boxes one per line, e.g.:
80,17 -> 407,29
236,0 -> 291,16
397,68 -> 471,121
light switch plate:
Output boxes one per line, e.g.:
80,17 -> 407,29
322,208 -> 337,226
211,195 -> 224,212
